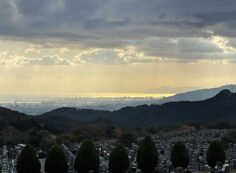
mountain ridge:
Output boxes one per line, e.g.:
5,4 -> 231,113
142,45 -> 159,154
0,89 -> 236,130
40,89 -> 236,128
157,84 -> 236,104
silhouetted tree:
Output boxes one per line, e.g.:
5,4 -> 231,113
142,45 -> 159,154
109,144 -> 130,173
16,145 -> 41,173
74,140 -> 100,173
44,145 -> 68,173
171,142 -> 189,169
207,141 -> 225,168
137,136 -> 158,173
119,132 -> 137,148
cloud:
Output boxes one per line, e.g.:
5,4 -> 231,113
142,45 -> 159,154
1,0 -> 236,64
28,55 -> 71,65
0,51 -> 72,66
59,47 -> 70,54
25,45 -> 42,54
1,0 -> 236,38
0,52 -> 28,65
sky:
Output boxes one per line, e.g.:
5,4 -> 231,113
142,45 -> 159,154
1,0 -> 236,97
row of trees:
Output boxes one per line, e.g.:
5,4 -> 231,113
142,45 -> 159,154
170,140 -> 226,170
16,137 -> 225,173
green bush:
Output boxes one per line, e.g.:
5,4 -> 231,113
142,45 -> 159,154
207,141 -> 225,168
74,140 -> 100,173
109,144 -> 130,173
16,145 -> 41,173
137,136 -> 158,173
44,145 -> 68,173
170,142 -> 189,169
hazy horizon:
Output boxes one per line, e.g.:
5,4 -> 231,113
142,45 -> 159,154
0,83 -> 235,101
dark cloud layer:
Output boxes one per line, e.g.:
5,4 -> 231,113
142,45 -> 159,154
1,0 -> 236,38
1,0 -> 236,64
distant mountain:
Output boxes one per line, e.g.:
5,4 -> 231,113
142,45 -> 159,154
2,89 -> 236,147
157,84 -> 236,104
40,89 -> 236,127
2,85 -> 236,115
0,107 -> 26,120
39,108 -> 110,131
110,89 -> 236,126
0,107 -> 28,126
1,89 -> 236,131
0,107 -> 42,132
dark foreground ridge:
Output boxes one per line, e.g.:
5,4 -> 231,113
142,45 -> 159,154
0,89 -> 236,130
